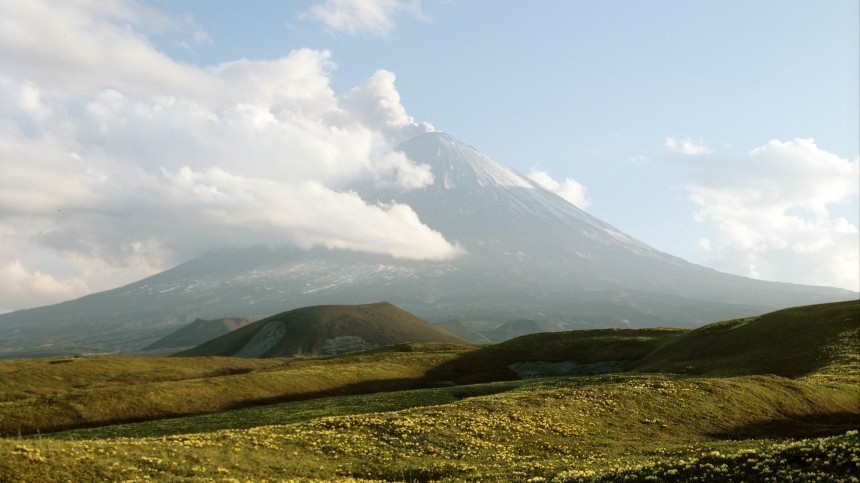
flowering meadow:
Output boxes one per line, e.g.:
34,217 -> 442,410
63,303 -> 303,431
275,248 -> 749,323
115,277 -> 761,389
1,300 -> 857,481
2,373 -> 858,481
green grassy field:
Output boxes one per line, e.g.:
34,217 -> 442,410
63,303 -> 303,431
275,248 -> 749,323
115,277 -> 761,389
1,300 -> 857,481
0,343 -> 472,435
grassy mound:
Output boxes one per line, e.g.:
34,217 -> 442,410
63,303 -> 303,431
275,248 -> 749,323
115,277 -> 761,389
176,302 -> 469,358
635,299 -> 859,379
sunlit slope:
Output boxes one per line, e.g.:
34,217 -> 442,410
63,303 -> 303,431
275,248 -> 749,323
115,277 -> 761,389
176,302 -> 469,358
0,343 -> 471,436
0,356 -> 280,400
2,374 -> 857,481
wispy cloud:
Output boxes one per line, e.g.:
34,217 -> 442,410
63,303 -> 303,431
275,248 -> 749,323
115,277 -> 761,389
0,260 -> 88,314
303,0 -> 426,37
665,137 -> 712,155
0,0 -> 452,312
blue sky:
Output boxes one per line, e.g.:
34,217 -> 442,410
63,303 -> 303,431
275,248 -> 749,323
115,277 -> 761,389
141,0 -> 860,265
0,0 -> 857,312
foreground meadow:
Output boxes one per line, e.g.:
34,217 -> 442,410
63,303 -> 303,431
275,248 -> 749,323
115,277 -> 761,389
1,301 -> 858,481
2,373 -> 858,481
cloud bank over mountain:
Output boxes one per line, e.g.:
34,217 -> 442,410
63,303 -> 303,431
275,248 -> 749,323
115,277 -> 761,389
0,0 -> 454,312
684,138 -> 859,291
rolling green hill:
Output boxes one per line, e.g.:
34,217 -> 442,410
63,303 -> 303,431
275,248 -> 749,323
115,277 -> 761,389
0,343 -> 471,436
429,299 -> 859,384
0,300 -> 857,481
634,299 -> 859,379
428,327 -> 685,383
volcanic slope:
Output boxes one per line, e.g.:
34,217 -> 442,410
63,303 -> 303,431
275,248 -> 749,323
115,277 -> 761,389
0,132 -> 854,357
176,302 -> 469,358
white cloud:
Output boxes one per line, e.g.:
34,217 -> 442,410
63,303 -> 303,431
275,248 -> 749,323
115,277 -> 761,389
304,0 -> 426,37
0,0 -> 457,312
339,69 -> 434,145
0,260 -> 89,314
665,137 -> 712,155
0,0 -> 209,96
527,170 -> 591,209
158,166 -> 459,260
687,138 -> 859,291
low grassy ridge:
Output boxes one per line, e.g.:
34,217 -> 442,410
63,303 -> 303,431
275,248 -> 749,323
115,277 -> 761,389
0,343 -> 472,435
428,327 -> 685,383
635,299 -> 860,380
433,299 -> 860,384
1,300 -> 858,481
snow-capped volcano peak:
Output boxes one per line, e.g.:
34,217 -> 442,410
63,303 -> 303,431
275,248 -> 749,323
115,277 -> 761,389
398,132 -> 535,190
0,130 -> 852,358
388,131 -> 658,257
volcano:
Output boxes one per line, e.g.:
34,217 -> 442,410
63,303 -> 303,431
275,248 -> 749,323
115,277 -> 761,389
0,132 -> 853,357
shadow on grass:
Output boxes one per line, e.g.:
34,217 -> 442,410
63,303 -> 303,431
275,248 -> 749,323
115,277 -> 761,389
222,376 -> 428,410
9,376 -> 430,438
219,376 -> 522,418
48,378 -> 524,440
710,412 -> 860,440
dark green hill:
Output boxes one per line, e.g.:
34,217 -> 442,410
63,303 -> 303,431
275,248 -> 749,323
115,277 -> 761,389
429,327 -> 685,383
142,317 -> 253,351
634,299 -> 859,378
429,300 -> 859,383
176,302 -> 470,358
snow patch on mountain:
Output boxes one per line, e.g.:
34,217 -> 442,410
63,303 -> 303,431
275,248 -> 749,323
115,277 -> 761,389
410,133 -> 535,189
